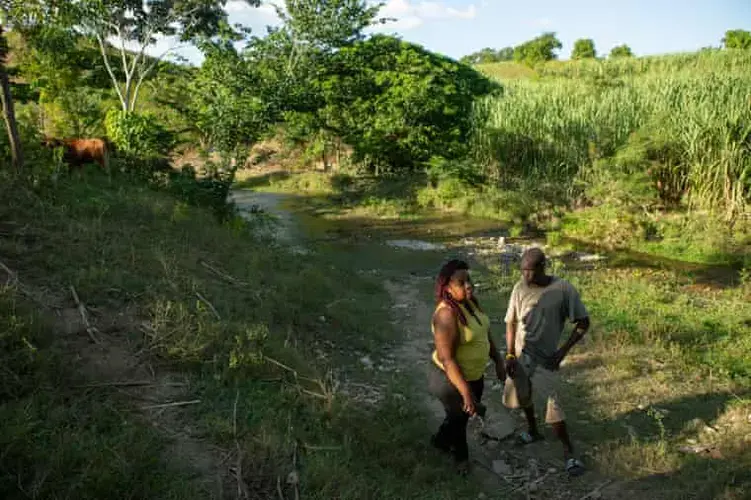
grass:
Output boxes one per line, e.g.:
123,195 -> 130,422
0,169 -> 485,499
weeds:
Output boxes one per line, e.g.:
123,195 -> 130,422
0,170 -> 484,498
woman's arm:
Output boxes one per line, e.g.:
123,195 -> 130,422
433,306 -> 475,414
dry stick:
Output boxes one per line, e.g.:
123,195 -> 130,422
276,477 -> 285,500
507,472 -> 551,496
195,291 -> 221,320
74,381 -> 187,389
264,356 -> 321,386
578,480 -> 614,500
0,259 -> 18,285
69,285 -> 101,344
302,444 -> 342,452
140,399 -> 200,410
199,259 -> 248,286
233,389 -> 250,500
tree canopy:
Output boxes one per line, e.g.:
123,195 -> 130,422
609,44 -> 634,58
722,29 -> 751,50
513,32 -> 562,66
571,38 -> 596,60
460,46 -> 514,65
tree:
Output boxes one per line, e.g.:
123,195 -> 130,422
497,46 -> 514,61
571,38 -> 596,60
314,35 -> 500,172
0,0 -> 60,170
0,23 -> 22,170
72,0 -> 261,112
722,29 -> 751,50
609,44 -> 634,58
513,32 -> 562,66
460,46 -> 515,65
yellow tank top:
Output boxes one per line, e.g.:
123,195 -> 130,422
431,302 -> 490,381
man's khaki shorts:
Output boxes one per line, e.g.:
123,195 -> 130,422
502,353 -> 566,424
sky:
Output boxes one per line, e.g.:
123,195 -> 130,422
150,0 -> 751,64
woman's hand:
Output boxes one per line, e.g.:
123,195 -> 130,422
505,357 -> 518,378
461,390 -> 477,416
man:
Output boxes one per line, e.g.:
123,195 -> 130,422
502,247 -> 590,477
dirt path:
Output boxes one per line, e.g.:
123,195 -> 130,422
231,189 -> 631,500
52,301 -> 233,499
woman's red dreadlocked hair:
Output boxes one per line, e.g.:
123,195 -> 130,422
434,259 -> 482,326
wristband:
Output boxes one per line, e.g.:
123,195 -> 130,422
505,353 -> 516,360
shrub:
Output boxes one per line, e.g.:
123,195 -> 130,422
104,109 -> 173,157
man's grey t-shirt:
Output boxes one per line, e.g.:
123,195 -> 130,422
504,277 -> 588,363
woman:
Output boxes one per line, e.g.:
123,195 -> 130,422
428,259 -> 506,474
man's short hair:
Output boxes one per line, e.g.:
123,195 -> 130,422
521,247 -> 546,269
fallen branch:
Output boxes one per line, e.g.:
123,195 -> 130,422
195,291 -> 221,320
265,356 -> 319,385
73,380 -> 187,389
303,443 -> 342,452
0,259 -> 18,286
506,472 -> 551,495
300,388 -> 328,400
140,399 -> 200,410
198,259 -> 248,286
69,285 -> 101,344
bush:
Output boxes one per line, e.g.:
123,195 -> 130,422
104,109 -> 174,157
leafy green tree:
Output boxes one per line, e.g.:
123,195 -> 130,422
0,0 -> 68,169
314,35 -> 500,172
722,29 -> 751,49
190,39 -> 273,157
184,36 -> 286,213
571,38 -> 596,59
609,44 -> 634,58
513,32 -> 562,66
460,46 -> 515,65
70,0 -> 260,112
497,46 -> 514,61
0,22 -> 22,170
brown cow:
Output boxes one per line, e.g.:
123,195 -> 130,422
42,137 -> 111,174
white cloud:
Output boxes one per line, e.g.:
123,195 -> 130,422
533,17 -> 553,28
376,0 -> 478,31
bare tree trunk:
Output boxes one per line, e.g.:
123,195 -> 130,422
0,27 -> 22,171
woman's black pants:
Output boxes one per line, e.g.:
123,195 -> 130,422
428,363 -> 484,462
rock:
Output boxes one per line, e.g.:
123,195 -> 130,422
548,467 -> 557,473
492,460 -> 512,476
385,239 -> 445,251
360,356 -> 373,369
703,425 -> 719,434
590,490 -> 603,499
477,494 -> 487,500
577,253 -> 605,262
318,316 -> 326,322
528,482 -> 539,493
687,418 -> 705,430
